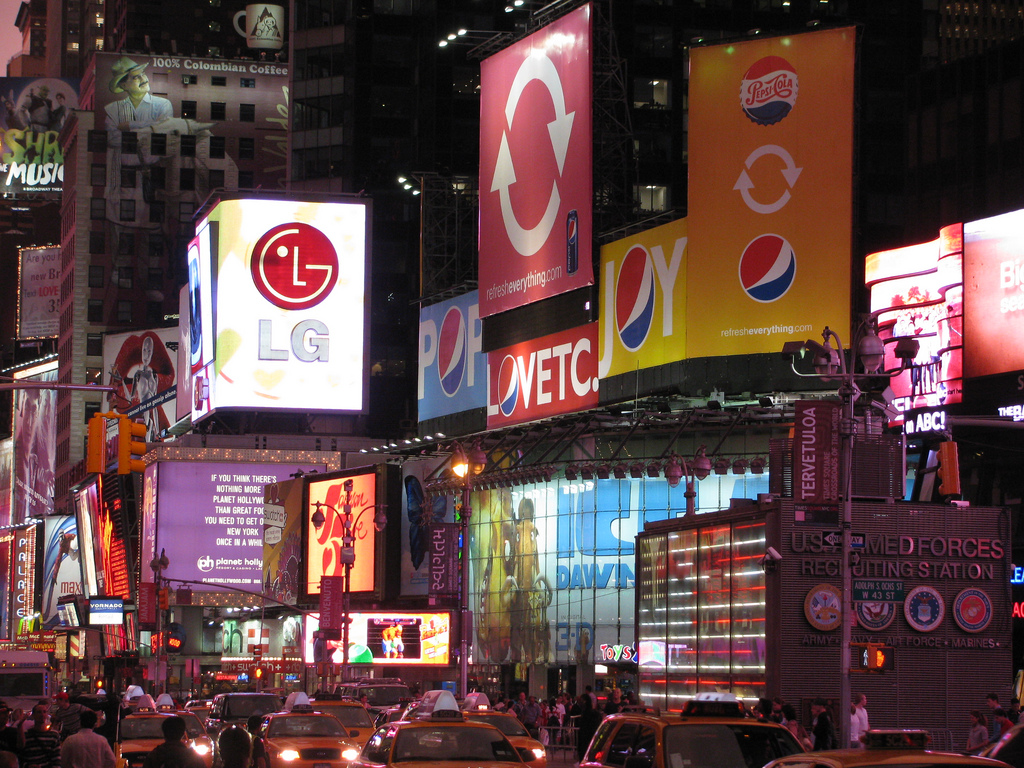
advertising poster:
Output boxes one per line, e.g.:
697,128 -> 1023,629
0,77 -> 80,196
263,477 -> 304,606
400,457 -> 450,598
303,611 -> 451,666
0,438 -> 12,529
11,526 -> 36,631
176,286 -> 191,422
964,209 -> 1024,379
189,197 -> 369,420
486,322 -> 599,429
103,327 -> 178,442
478,4 -> 593,317
17,246 -> 60,339
306,469 -> 378,596
418,292 -> 486,421
13,362 -> 57,522
41,516 -> 81,628
74,477 -> 132,601
156,461 -> 324,591
687,27 -> 855,356
598,218 -> 687,379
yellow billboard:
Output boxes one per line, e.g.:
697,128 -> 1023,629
686,28 -> 855,357
598,217 -> 687,378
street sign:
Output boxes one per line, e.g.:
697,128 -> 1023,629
850,534 -> 865,549
853,579 -> 905,602
823,531 -> 843,547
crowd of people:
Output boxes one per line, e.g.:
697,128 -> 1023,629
966,692 -> 1022,751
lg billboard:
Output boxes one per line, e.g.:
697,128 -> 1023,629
188,196 -> 370,421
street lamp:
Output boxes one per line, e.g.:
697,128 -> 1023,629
451,442 -> 487,698
662,447 -> 713,516
783,323 -> 918,749
149,548 -> 169,694
311,481 -> 388,682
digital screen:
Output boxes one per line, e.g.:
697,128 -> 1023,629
89,597 -> 124,626
56,602 -> 80,627
305,469 -> 378,596
303,611 -> 451,665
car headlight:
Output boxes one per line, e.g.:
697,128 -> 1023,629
342,747 -> 361,762
191,743 -> 211,756
531,747 -> 546,760
278,749 -> 301,761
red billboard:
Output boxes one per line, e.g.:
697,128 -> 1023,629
478,3 -> 593,317
486,322 -> 599,428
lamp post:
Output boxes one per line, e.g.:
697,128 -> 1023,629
451,442 -> 487,698
149,548 -> 169,694
311,483 -> 388,682
783,324 -> 918,749
662,447 -> 713,515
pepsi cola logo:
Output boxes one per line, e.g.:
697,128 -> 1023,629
740,56 -> 798,126
739,234 -> 796,303
250,222 -> 339,310
437,307 -> 467,397
615,245 -> 656,352
497,354 -> 520,417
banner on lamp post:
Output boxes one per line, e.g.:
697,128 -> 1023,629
428,524 -> 461,598
793,400 -> 841,504
320,575 -> 346,630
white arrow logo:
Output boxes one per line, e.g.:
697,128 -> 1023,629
491,52 -> 575,256
733,144 -> 802,215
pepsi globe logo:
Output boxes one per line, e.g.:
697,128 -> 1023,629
437,306 -> 468,397
615,245 -> 656,352
496,354 -> 520,417
250,222 -> 339,310
739,234 -> 796,303
740,56 -> 798,126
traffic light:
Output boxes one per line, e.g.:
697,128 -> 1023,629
165,623 -> 186,653
86,415 -> 107,474
867,644 -> 895,670
254,667 -> 264,680
158,588 -> 170,611
937,441 -> 961,496
95,678 -> 104,691
117,418 -> 148,475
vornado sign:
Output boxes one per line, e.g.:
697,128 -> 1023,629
188,196 -> 370,420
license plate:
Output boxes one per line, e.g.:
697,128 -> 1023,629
314,763 -> 330,768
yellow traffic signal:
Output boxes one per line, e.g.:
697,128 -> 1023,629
158,588 -> 170,611
117,418 -> 148,475
86,415 -> 107,475
937,441 -> 961,497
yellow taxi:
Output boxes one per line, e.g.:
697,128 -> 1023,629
764,730 -> 1014,768
580,693 -> 804,768
309,697 -> 378,751
252,692 -> 365,768
461,692 -> 546,768
350,689 -> 524,768
116,694 -> 214,768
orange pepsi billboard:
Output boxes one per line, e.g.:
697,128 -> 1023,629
687,28 -> 855,356
478,4 -> 593,317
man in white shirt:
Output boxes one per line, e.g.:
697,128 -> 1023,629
104,56 -> 173,133
60,709 -> 115,768
851,694 -> 869,748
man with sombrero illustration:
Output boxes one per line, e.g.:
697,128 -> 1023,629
104,55 -> 173,132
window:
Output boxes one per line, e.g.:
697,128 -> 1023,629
181,99 -> 197,119
117,300 -> 132,323
241,78 -> 256,88
182,74 -> 198,85
150,133 -> 167,155
85,368 -> 103,386
238,137 -> 255,159
117,267 -> 133,288
148,269 -> 163,290
180,134 -> 196,157
211,101 -> 227,120
148,235 -> 164,257
212,76 -> 227,87
90,199 -> 105,220
86,334 -> 103,356
179,168 -> 195,190
604,723 -> 641,767
209,169 -> 225,189
149,201 -> 166,223
150,166 -> 166,190
119,235 -> 135,255
210,136 -> 226,158
179,202 -> 195,222
635,185 -> 669,212
121,168 -> 136,188
238,170 -> 254,188
87,130 -> 107,152
90,164 -> 106,186
122,132 -> 138,153
147,301 -> 163,325
119,200 -> 136,221
88,265 -> 104,287
88,232 -> 105,255
633,78 -> 671,109
87,299 -> 104,322
84,401 -> 102,421
239,103 -> 256,122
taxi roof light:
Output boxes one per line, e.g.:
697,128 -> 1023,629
461,692 -> 492,711
415,689 -> 464,720
682,692 -> 745,718
284,691 -> 312,712
864,729 -> 930,750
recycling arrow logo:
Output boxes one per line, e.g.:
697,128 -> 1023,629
491,52 -> 575,256
733,144 -> 802,214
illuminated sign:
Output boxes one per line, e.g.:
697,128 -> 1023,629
902,408 -> 947,436
303,611 -> 451,665
305,469 -> 378,597
88,598 -> 124,626
17,246 -> 60,339
598,218 -> 686,379
0,77 -> 80,197
478,4 -> 593,317
102,328 -> 178,443
687,28 -> 856,356
189,197 -> 369,421
418,292 -> 486,421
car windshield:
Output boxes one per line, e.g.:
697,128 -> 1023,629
319,706 -> 374,728
268,716 -> 345,737
223,696 -> 282,720
121,715 -> 205,740
362,686 -> 412,706
466,714 -> 528,737
392,726 -> 519,762
664,723 -> 803,768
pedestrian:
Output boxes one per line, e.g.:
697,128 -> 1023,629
0,750 -> 17,768
770,698 -> 786,724
967,711 -> 989,751
993,709 -> 1015,746
48,696 -> 85,741
59,709 -> 114,768
17,703 -> 61,768
604,688 -> 622,717
576,694 -> 603,762
518,695 -> 542,739
850,694 -> 869,748
0,709 -> 19,754
217,725 -> 251,768
1011,699 -> 1022,725
140,716 -> 204,768
987,694 -> 1003,743
782,704 -> 812,751
585,686 -> 598,708
810,698 -> 836,751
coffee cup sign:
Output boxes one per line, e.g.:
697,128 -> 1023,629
233,4 -> 284,50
